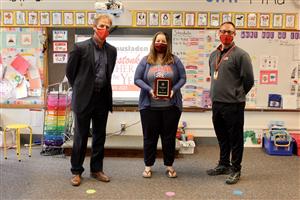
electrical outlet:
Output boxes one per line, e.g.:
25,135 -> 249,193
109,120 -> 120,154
120,123 -> 126,131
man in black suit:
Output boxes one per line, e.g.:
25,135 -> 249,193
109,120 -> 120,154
66,14 -> 117,186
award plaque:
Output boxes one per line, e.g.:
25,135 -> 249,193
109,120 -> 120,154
154,78 -> 171,98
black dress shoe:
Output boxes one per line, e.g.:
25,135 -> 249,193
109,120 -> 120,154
207,165 -> 232,176
225,171 -> 241,184
90,171 -> 110,182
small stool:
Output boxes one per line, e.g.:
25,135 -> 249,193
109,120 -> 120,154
3,124 -> 33,161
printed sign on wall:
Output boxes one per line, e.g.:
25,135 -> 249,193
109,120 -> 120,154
52,30 -> 68,41
53,52 -> 68,63
53,42 -> 68,52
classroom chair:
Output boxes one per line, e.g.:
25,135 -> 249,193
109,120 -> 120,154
3,124 -> 33,161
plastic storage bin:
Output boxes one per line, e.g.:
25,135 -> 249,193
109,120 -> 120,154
179,141 -> 195,154
263,133 -> 293,156
290,133 -> 300,156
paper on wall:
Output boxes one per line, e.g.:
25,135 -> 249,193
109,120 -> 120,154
15,80 -> 28,99
29,78 -> 42,89
6,34 -> 16,47
260,55 -> 278,70
22,53 -> 37,66
0,79 -> 14,102
28,66 -> 40,79
10,54 -> 31,75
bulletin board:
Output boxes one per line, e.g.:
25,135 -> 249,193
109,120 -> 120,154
0,27 -> 46,108
47,27 -> 76,86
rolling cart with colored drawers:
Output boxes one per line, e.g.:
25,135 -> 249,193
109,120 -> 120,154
41,87 -> 72,156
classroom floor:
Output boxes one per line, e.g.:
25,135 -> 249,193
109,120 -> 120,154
0,144 -> 299,200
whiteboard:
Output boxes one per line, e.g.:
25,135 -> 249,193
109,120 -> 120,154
236,30 -> 300,108
172,29 -> 300,108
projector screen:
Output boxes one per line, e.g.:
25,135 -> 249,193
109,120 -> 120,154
75,35 -> 152,105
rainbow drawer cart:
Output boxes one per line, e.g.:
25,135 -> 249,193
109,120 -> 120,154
41,89 -> 72,156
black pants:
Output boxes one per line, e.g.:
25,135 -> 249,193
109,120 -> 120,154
212,102 -> 245,172
71,92 -> 109,175
140,106 -> 181,166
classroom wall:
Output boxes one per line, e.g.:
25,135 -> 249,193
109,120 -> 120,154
2,0 -> 300,28
1,108 -> 299,137
1,0 -> 299,136
107,110 -> 300,137
2,0 -> 300,12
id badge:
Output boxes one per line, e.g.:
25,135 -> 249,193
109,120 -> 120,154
213,71 -> 218,80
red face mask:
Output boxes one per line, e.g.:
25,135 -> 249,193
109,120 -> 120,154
154,43 -> 168,53
220,35 -> 233,45
96,29 -> 109,41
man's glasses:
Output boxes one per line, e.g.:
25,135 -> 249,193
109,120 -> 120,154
219,30 -> 235,35
96,24 -> 111,30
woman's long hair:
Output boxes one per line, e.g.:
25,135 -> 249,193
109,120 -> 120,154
147,32 -> 174,65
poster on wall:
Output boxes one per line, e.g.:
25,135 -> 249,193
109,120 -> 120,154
285,14 -> 296,29
136,12 -> 147,26
75,12 -> 85,25
87,12 -> 96,25
259,13 -> 270,28
247,13 -> 257,28
222,13 -> 232,23
260,55 -> 278,70
21,34 -> 32,46
160,12 -> 171,26
3,11 -> 13,25
172,12 -> 183,26
28,11 -> 38,25
149,12 -> 159,26
16,11 -> 26,25
52,12 -> 62,25
6,34 -> 17,47
63,12 -> 74,25
197,12 -> 208,26
75,35 -> 152,104
210,13 -> 220,27
185,13 -> 195,26
235,13 -> 245,28
40,12 -> 50,25
273,13 -> 283,28
172,29 -> 216,107
108,37 -> 152,103
260,70 -> 278,85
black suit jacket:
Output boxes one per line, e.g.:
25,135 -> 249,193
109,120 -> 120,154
66,38 -> 117,113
